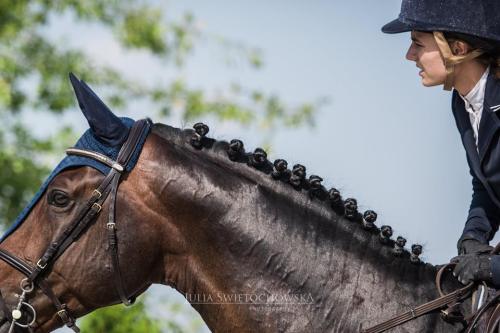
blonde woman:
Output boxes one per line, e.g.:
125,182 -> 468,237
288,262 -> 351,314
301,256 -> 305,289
382,0 -> 500,287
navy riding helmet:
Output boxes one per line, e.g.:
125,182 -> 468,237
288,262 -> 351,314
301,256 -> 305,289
381,0 -> 500,43
382,0 -> 500,90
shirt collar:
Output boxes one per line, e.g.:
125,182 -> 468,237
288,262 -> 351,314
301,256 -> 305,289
459,66 -> 490,112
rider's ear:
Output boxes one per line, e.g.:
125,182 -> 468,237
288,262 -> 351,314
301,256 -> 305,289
69,73 -> 128,146
450,40 -> 470,56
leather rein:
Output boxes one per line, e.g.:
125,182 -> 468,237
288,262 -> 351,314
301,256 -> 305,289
362,244 -> 500,333
0,119 -> 151,332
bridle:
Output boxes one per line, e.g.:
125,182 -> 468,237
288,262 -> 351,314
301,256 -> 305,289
0,119 -> 151,332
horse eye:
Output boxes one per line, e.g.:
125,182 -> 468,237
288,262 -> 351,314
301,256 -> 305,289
48,190 -> 70,207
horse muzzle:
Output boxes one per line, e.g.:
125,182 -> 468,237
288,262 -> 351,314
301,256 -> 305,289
0,285 -> 37,333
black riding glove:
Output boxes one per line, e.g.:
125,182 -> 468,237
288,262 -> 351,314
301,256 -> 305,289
457,237 -> 493,255
452,254 -> 493,285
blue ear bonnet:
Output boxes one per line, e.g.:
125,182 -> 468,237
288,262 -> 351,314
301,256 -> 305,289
1,117 -> 152,242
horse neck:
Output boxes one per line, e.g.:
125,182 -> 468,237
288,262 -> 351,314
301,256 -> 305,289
148,127 -> 460,333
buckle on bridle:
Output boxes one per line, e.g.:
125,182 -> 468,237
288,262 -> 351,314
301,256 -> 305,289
92,203 -> 102,213
56,307 -> 73,325
57,308 -> 68,318
106,222 -> 116,230
36,259 -> 47,270
92,189 -> 102,199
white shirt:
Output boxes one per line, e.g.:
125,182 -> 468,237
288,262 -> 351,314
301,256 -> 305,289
458,66 -> 490,150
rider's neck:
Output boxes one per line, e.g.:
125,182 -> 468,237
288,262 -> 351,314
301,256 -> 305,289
454,61 -> 489,96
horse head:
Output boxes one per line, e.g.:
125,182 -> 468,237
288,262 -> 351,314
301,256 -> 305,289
0,74 -> 170,332
0,74 -> 464,333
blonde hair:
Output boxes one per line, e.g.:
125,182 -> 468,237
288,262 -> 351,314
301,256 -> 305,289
444,32 -> 500,79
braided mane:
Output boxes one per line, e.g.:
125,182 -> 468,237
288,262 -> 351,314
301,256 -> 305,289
152,121 -> 427,267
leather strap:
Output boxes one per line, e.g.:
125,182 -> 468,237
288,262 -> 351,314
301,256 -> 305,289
0,250 -> 79,332
361,264 -> 474,333
0,249 -> 33,277
463,242 -> 500,332
107,173 -> 133,305
363,242 -> 500,333
104,118 -> 151,306
31,119 -> 149,290
486,304 -> 500,333
0,119 -> 151,331
37,280 -> 79,332
465,291 -> 500,333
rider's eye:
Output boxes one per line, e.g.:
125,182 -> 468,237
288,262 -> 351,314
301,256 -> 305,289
48,190 -> 71,207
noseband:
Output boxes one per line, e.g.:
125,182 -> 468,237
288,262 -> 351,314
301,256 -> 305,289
0,119 -> 151,332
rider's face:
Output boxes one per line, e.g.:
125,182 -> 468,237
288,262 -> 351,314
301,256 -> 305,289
406,31 -> 447,87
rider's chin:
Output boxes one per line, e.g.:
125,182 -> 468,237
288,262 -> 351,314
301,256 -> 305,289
421,76 -> 440,87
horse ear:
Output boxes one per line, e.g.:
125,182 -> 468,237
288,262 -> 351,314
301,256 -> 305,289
69,73 -> 128,146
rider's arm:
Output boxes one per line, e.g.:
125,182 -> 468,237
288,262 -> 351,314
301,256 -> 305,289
459,165 -> 500,244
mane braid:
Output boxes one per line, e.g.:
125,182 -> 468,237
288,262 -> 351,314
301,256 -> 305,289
151,122 -> 431,271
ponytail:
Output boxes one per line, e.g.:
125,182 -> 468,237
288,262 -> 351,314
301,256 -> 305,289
443,31 -> 500,79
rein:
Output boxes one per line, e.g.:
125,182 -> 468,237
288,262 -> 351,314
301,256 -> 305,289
0,119 -> 151,332
362,245 -> 500,333
361,265 -> 474,333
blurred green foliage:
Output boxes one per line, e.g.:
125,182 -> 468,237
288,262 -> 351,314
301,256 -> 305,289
0,1 -> 322,331
0,0 -> 321,225
80,295 -> 208,333
80,298 -> 164,333
0,124 -> 49,226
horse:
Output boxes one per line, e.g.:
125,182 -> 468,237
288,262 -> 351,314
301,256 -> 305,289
0,74 -> 464,333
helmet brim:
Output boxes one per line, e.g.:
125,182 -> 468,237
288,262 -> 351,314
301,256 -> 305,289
381,19 -> 413,34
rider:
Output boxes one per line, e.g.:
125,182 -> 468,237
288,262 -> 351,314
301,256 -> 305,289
382,0 -> 500,287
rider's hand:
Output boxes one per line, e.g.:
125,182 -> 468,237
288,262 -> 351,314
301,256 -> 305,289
451,254 -> 493,285
457,237 -> 493,255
